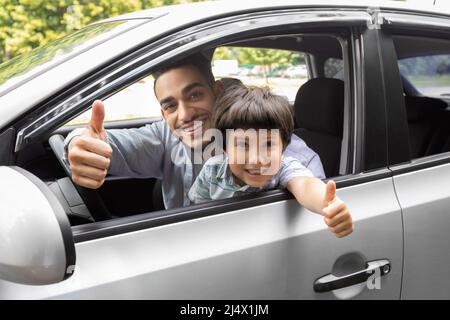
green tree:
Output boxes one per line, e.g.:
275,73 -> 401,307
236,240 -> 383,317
213,46 -> 304,83
237,47 -> 303,83
0,0 -> 204,64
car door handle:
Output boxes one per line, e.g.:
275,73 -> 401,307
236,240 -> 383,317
313,259 -> 391,293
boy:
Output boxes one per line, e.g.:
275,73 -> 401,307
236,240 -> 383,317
188,85 -> 354,238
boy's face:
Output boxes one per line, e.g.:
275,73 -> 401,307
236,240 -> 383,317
227,129 -> 284,188
155,64 -> 221,149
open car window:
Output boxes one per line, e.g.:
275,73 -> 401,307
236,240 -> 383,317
22,8 -> 354,228
53,32 -> 349,225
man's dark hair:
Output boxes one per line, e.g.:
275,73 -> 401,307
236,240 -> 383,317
213,85 -> 294,150
152,52 -> 215,94
219,77 -> 244,90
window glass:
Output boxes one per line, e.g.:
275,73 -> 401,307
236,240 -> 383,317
324,58 -> 344,80
394,36 -> 450,159
399,54 -> 450,98
212,47 -> 308,102
66,75 -> 161,126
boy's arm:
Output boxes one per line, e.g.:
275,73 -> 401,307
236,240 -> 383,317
286,176 -> 328,214
287,177 -> 354,238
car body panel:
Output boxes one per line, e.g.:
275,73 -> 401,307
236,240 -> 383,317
0,177 -> 402,299
392,162 -> 450,299
380,8 -> 450,299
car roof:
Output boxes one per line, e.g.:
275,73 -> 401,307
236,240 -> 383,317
96,0 -> 450,24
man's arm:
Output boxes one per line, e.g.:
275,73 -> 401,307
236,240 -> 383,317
286,176 -> 327,214
65,100 -> 166,188
104,125 -> 166,179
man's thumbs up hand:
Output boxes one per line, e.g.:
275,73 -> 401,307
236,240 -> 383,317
322,180 -> 354,238
67,100 -> 112,189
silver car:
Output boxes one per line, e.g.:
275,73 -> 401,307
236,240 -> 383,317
0,0 -> 449,299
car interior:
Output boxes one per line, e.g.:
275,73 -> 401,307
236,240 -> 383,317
12,30 -> 449,227
392,34 -> 450,160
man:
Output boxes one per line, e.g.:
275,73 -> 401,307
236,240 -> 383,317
65,53 -> 325,209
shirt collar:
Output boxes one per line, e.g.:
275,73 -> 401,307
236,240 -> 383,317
217,156 -> 255,192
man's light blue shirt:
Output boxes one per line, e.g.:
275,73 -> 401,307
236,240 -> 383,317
65,120 -> 325,209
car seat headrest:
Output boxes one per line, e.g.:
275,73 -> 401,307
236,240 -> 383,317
294,78 -> 345,137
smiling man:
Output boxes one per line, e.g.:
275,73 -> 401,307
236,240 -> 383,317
153,58 -> 218,150
65,53 -> 325,209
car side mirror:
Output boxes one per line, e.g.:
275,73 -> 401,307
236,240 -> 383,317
0,166 -> 76,285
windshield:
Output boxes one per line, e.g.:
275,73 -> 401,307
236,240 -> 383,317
399,54 -> 450,98
0,20 -> 144,96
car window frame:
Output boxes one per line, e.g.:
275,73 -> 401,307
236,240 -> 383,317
5,7 -> 393,242
379,12 -> 450,174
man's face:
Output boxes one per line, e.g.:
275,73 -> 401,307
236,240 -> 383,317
227,129 -> 284,188
155,65 -> 219,149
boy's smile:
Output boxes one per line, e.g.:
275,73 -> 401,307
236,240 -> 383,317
227,129 -> 284,188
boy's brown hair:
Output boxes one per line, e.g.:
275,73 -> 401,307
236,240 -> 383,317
213,85 -> 294,150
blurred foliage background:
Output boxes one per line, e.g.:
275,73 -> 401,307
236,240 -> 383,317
0,0 -> 204,63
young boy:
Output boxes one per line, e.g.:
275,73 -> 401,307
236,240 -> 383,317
188,85 -> 354,238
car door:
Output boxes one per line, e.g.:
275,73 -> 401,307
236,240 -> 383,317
0,6 -> 403,299
379,11 -> 450,299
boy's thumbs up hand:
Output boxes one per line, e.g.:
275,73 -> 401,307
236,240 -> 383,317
323,180 -> 336,208
322,180 -> 354,238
